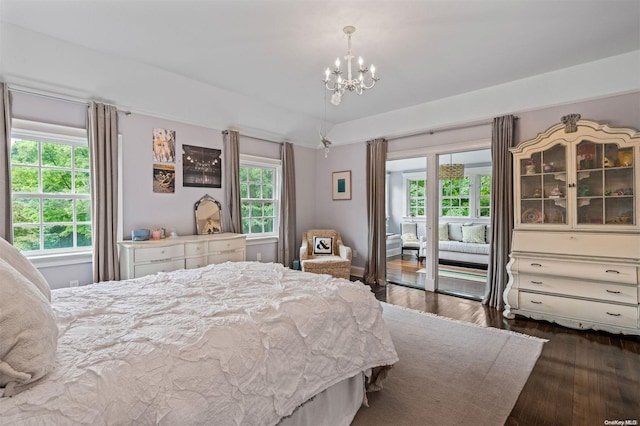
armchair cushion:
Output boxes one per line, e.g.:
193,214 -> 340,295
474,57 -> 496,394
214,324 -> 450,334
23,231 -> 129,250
300,229 -> 351,279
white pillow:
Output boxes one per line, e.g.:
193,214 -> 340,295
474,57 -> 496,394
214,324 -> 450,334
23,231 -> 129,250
0,258 -> 58,397
401,233 -> 418,242
462,225 -> 486,244
312,236 -> 333,255
0,237 -> 51,302
438,223 -> 449,241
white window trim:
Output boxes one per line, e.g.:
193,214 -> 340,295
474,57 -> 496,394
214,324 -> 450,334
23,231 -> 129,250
11,119 -> 93,263
402,171 -> 426,219
439,165 -> 492,220
239,154 -> 282,240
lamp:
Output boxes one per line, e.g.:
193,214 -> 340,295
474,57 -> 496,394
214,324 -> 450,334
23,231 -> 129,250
323,26 -> 379,106
439,154 -> 465,180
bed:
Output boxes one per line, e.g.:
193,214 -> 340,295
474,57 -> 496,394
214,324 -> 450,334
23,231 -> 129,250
0,241 -> 398,426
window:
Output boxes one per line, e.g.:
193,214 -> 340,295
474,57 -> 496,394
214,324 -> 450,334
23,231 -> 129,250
440,172 -> 491,218
10,121 -> 91,254
239,155 -> 281,237
441,177 -> 470,217
407,178 -> 426,217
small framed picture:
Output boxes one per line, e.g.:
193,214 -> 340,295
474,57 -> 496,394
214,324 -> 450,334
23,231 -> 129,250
332,170 -> 351,200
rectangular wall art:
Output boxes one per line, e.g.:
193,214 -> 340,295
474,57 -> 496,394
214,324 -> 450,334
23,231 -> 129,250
182,144 -> 222,188
152,128 -> 176,193
332,170 -> 351,200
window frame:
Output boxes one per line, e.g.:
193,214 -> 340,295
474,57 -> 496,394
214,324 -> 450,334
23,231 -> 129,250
402,171 -> 426,219
10,119 -> 92,261
439,166 -> 492,219
239,154 -> 282,240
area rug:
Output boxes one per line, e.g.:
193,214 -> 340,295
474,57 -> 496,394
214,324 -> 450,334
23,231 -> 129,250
352,303 -> 546,426
417,264 -> 487,282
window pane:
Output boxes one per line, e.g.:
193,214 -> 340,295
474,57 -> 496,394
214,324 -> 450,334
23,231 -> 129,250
262,168 -> 273,183
75,171 -> 91,194
11,167 -> 39,192
262,184 -> 273,199
240,183 -> 248,198
42,169 -> 72,193
13,226 -> 40,251
11,140 -> 39,165
250,219 -> 263,234
43,198 -> 73,222
76,224 -> 92,247
242,219 -> 250,234
264,217 -> 274,233
249,168 -> 262,182
241,201 -> 251,217
42,143 -> 72,167
251,202 -> 263,217
44,224 -> 73,249
249,184 -> 261,198
76,199 -> 91,222
12,198 -> 40,223
74,146 -> 90,169
239,167 -> 248,182
263,202 -> 274,217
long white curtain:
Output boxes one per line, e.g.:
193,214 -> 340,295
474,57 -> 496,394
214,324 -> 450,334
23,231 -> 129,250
223,130 -> 242,233
1,83 -> 12,243
88,102 -> 119,282
363,138 -> 387,286
278,142 -> 296,268
483,115 -> 516,308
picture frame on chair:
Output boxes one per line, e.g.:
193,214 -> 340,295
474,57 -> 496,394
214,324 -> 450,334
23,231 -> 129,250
332,170 -> 351,200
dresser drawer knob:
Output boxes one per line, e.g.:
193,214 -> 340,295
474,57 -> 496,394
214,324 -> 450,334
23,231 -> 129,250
605,269 -> 620,274
606,312 -> 621,317
530,300 -> 543,304
530,280 -> 543,285
605,289 -> 621,294
530,263 -> 542,267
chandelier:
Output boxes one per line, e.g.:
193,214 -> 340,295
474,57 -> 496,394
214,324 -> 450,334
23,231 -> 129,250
323,26 -> 379,106
439,154 -> 465,180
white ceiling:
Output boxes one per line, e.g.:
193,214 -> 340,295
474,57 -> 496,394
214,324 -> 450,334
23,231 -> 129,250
1,0 -> 639,148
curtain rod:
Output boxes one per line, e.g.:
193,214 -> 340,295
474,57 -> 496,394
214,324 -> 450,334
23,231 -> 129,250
385,116 -> 519,141
222,130 -> 283,145
8,85 -> 131,115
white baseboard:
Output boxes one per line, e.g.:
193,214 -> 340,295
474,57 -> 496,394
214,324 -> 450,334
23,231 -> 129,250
350,266 -> 365,278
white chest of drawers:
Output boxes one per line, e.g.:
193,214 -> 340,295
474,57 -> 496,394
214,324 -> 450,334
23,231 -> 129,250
118,233 -> 246,279
503,230 -> 640,335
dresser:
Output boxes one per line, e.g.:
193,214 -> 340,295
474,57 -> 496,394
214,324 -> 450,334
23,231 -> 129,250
503,118 -> 640,335
118,233 -> 246,279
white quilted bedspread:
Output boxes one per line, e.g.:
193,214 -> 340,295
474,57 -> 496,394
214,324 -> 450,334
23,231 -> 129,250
0,262 -> 398,425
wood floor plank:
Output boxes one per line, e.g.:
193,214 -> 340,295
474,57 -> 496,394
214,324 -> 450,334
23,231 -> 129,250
370,273 -> 640,425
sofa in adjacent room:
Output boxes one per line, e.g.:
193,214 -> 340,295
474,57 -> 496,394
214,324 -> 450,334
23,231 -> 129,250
435,222 -> 490,266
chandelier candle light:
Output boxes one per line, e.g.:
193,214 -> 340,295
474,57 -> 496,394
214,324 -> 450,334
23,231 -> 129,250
324,26 -> 379,106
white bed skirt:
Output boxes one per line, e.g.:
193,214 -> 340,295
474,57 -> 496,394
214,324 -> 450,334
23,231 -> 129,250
280,372 -> 364,426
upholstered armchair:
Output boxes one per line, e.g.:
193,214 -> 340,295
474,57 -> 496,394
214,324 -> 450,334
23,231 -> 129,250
300,229 -> 352,279
401,222 -> 421,258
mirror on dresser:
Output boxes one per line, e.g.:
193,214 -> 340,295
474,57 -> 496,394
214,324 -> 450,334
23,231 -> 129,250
195,194 -> 222,234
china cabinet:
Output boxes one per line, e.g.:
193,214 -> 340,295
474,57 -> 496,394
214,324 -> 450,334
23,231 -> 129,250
504,118 -> 640,335
118,233 -> 246,279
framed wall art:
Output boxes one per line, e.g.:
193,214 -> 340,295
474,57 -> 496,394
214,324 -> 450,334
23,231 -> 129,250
332,170 -> 351,200
182,144 -> 222,188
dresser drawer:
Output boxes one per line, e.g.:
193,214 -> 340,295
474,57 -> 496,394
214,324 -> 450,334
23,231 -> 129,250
517,257 -> 637,285
519,293 -> 638,329
134,259 -> 185,277
134,244 -> 185,263
185,242 -> 207,256
518,274 -> 638,304
208,250 -> 245,265
185,256 -> 208,269
208,237 -> 245,253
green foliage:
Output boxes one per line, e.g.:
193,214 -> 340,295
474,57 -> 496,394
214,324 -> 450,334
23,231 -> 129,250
11,137 -> 92,252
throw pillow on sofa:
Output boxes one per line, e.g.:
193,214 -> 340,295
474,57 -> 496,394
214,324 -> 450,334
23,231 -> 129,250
438,223 -> 449,241
462,224 -> 486,244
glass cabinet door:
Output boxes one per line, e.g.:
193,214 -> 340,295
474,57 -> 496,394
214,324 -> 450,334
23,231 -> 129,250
519,143 -> 567,225
575,140 -> 634,226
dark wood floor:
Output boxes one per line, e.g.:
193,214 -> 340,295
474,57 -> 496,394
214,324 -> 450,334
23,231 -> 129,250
371,283 -> 640,425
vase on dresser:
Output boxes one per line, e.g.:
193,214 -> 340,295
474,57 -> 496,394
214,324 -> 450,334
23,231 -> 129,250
503,118 -> 640,335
